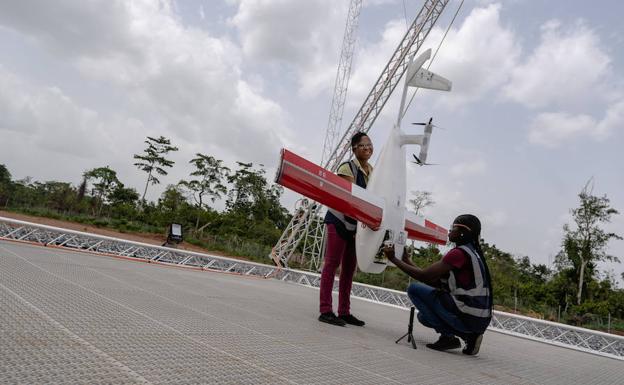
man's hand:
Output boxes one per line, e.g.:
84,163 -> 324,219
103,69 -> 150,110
382,244 -> 396,261
401,248 -> 413,264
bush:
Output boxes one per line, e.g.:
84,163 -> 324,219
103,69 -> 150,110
93,218 -> 110,227
571,301 -> 610,318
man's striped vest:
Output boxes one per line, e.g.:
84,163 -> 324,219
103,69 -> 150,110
444,244 -> 493,333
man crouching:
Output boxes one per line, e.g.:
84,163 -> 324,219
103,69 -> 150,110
384,214 -> 493,355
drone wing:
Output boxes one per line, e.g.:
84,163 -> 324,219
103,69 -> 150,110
404,211 -> 447,245
275,149 -> 447,245
275,149 -> 384,229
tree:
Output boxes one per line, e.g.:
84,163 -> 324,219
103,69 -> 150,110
39,181 -> 77,213
77,175 -> 87,202
83,166 -> 120,216
407,190 -> 435,249
180,153 -> 230,209
226,162 -> 288,223
408,190 -> 434,215
158,184 -> 189,223
109,183 -> 140,206
226,162 -> 267,215
559,184 -> 621,305
0,164 -> 12,207
133,136 -> 178,201
108,183 -> 140,219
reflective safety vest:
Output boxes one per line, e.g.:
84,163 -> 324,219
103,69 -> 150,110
444,244 -> 493,333
324,160 -> 367,240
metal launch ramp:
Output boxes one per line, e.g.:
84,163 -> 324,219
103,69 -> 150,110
1,236 -> 622,384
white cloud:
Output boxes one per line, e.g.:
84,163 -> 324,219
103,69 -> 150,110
450,157 -> 487,177
528,111 -> 594,147
423,3 -> 520,107
449,148 -> 487,177
0,0 -> 138,57
483,210 -> 508,228
0,66 -> 103,158
597,99 -> 624,139
229,0 -> 347,97
503,19 -> 611,109
0,0 -> 293,169
348,19 -> 405,108
528,98 -> 624,147
363,0 -> 398,6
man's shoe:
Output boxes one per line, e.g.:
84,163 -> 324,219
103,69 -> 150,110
318,312 -> 346,326
339,314 -> 365,326
462,333 -> 483,355
426,335 -> 461,351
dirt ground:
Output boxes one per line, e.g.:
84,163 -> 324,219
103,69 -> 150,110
0,210 -> 232,257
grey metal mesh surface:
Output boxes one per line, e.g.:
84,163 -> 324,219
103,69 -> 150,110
1,240 -> 622,385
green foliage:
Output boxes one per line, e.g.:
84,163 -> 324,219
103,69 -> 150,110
133,136 -> 179,201
0,164 -> 11,206
83,166 -> 121,216
559,184 -> 622,305
180,153 -> 230,208
225,162 -> 290,229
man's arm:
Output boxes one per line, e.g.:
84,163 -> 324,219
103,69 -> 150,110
384,245 -> 452,285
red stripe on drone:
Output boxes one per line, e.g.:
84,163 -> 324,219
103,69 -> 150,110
276,149 -> 382,228
405,219 -> 447,245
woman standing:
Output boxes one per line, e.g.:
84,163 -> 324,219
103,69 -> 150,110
318,132 -> 373,327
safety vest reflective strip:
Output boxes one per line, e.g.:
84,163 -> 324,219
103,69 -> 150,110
327,209 -> 357,231
447,245 -> 492,318
327,160 -> 362,231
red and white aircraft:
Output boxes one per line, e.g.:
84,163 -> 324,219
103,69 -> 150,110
275,49 -> 452,273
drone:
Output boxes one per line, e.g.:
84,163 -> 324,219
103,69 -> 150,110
275,49 -> 452,273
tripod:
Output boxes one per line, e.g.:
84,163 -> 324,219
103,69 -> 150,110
395,307 -> 417,349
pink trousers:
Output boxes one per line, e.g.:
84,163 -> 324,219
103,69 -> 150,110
319,224 -> 357,315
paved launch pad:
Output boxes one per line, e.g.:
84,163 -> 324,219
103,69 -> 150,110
1,240 -> 622,384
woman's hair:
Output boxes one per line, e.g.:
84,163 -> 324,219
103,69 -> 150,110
453,214 -> 483,255
351,132 -> 369,149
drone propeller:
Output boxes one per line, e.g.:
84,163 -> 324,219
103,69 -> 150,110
411,122 -> 446,130
411,117 -> 446,129
411,154 -> 439,166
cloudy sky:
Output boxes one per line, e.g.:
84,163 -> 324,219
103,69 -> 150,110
1,0 -> 622,283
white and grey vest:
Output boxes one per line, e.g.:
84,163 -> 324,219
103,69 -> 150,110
443,244 -> 492,331
324,160 -> 363,237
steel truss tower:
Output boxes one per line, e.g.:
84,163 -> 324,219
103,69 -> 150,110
271,0 -> 450,269
321,0 -> 363,166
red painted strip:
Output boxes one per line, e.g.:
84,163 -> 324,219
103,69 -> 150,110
281,149 -> 352,192
425,219 -> 447,234
276,149 -> 382,228
405,219 -> 447,245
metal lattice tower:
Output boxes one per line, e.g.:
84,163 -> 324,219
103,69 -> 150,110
272,0 -> 450,269
321,0 -> 363,166
301,0 -> 363,271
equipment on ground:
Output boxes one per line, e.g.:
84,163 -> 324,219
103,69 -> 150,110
395,307 -> 417,349
163,223 -> 183,248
